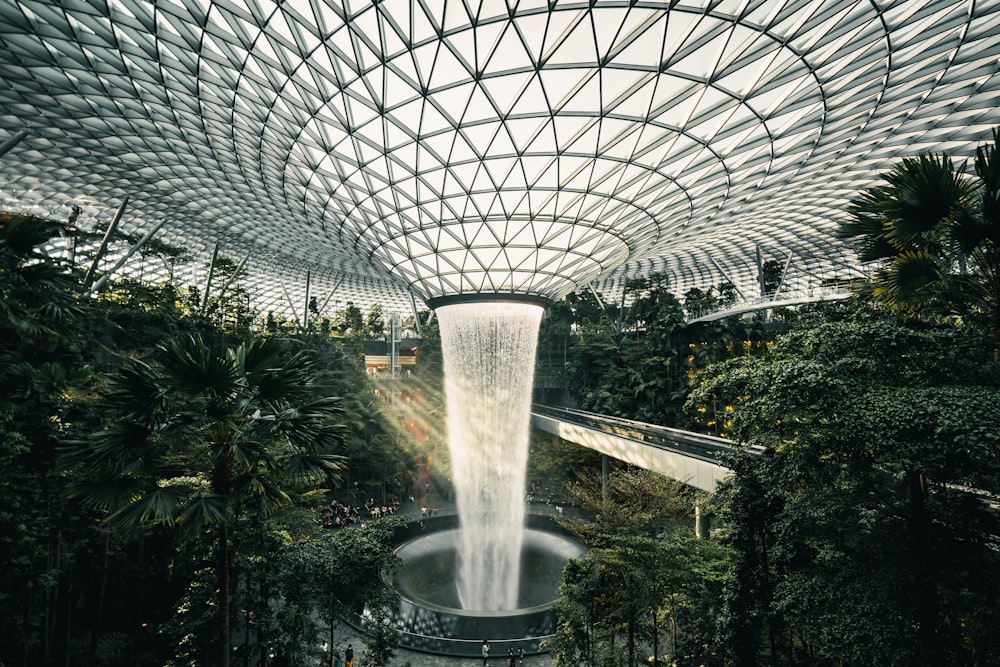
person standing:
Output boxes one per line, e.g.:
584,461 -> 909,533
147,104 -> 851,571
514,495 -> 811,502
507,647 -> 516,666
517,646 -> 526,664
345,643 -> 353,667
481,639 -> 490,665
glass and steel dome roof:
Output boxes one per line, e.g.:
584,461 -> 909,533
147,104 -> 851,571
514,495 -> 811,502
2,0 -> 999,314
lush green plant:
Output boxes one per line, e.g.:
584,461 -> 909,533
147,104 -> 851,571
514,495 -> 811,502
839,128 -> 1000,348
63,333 -> 348,667
548,467 -> 730,667
0,214 -> 93,664
549,528 -> 730,667
275,516 -> 404,665
687,314 -> 1000,666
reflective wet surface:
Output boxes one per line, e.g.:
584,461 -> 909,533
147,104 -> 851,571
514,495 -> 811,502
378,516 -> 584,657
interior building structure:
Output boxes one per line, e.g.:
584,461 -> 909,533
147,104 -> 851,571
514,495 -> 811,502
2,0 -> 999,318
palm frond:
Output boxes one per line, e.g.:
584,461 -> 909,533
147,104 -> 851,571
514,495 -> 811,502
62,477 -> 147,513
175,491 -> 230,532
871,251 -> 943,307
880,154 -> 974,248
104,485 -> 189,535
232,473 -> 290,515
280,452 -> 347,486
160,334 -> 238,399
974,128 -> 1000,232
77,422 -> 159,474
950,204 -> 992,255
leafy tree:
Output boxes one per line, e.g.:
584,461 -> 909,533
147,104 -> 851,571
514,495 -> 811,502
549,467 -> 730,667
716,280 -> 737,307
138,236 -> 191,284
550,529 -> 730,667
63,334 -> 348,667
536,299 -> 575,396
687,314 -> 1000,666
338,302 -> 365,337
760,259 -> 784,297
276,517 -> 403,665
838,128 -> 1000,349
560,468 -> 700,545
202,256 -> 256,336
364,303 -> 386,339
0,214 -> 91,665
566,275 -> 690,425
682,287 -> 719,319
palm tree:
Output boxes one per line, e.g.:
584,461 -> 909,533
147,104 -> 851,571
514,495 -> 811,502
1,213 -> 91,665
838,128 -> 1000,350
63,333 -> 347,667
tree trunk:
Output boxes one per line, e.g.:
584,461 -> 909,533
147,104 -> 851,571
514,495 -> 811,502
651,610 -> 659,665
627,611 -> 635,667
89,531 -> 111,663
219,524 -> 231,667
907,470 -> 940,661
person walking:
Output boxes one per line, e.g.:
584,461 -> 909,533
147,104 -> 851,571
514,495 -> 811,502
481,639 -> 490,665
507,647 -> 516,666
517,646 -> 526,664
344,643 -> 353,667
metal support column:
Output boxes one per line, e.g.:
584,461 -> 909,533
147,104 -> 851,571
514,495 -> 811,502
708,255 -> 746,301
0,129 -> 27,158
90,218 -> 167,293
602,454 -> 610,503
389,311 -> 401,378
302,270 -> 312,331
200,243 -> 219,313
316,278 -> 344,315
82,196 -> 129,292
756,245 -> 765,297
278,278 -> 302,329
214,252 -> 251,304
409,292 -> 423,337
772,251 -> 794,300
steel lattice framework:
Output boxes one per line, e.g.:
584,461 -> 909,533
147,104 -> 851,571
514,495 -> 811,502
2,0 -> 999,317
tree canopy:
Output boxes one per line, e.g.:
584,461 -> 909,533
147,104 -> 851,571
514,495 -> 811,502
687,313 -> 1000,666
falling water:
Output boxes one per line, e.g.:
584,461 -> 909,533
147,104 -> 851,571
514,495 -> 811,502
437,300 -> 544,611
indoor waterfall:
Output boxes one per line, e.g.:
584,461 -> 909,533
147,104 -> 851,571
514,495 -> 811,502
436,300 -> 544,611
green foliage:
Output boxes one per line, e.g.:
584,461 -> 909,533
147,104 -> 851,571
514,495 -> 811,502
550,467 -> 729,667
1,211 -> 419,667
339,301 -> 365,336
760,259 -> 784,296
549,527 -> 731,667
839,128 -> 1000,346
365,302 -> 386,339
566,274 -> 691,426
527,433 -> 603,499
687,314 -> 1000,666
62,332 -> 350,666
560,468 -> 702,545
0,214 -> 93,663
275,517 -> 404,665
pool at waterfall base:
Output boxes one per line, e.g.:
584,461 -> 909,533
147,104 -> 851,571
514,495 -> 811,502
374,515 -> 585,657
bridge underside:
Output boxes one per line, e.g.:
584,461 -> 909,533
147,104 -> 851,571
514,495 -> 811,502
531,413 -> 730,492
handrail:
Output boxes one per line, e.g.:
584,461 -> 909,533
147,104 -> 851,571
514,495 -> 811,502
686,287 -> 851,323
531,404 -> 763,462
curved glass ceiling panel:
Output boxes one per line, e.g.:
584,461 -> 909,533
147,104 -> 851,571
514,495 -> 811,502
2,0 -> 1000,313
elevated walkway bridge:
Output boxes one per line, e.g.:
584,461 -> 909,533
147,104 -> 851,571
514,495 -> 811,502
530,405 -> 762,492
686,287 -> 851,323
532,406 -> 999,513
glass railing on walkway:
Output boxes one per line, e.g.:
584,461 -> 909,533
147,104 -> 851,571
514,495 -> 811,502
686,286 -> 851,323
531,404 -> 763,462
